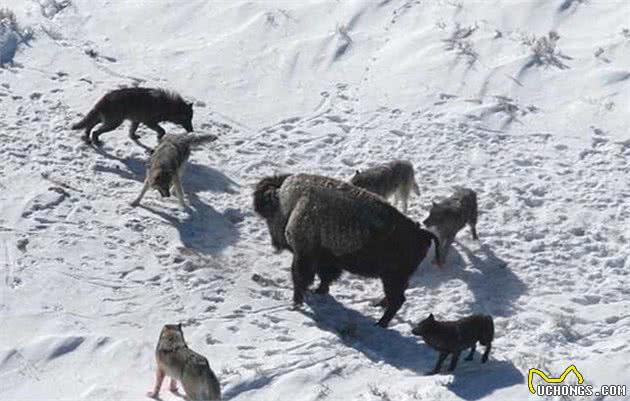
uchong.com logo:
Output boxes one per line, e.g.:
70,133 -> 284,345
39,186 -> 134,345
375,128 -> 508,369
528,365 -> 627,398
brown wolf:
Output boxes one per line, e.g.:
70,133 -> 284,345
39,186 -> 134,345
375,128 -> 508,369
423,187 -> 479,266
350,160 -> 420,214
148,324 -> 221,400
412,313 -> 494,374
253,173 -> 440,328
71,87 -> 194,145
131,133 -> 217,208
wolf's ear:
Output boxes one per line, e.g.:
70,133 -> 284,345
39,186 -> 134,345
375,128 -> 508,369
187,102 -> 193,108
177,323 -> 182,331
432,201 -> 437,207
355,170 -> 360,175
428,313 -> 434,320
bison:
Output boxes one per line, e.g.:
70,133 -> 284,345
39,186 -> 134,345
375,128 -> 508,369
253,173 -> 439,327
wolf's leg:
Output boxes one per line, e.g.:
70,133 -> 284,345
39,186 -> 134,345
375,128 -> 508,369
131,179 -> 150,207
430,352 -> 449,375
481,343 -> 491,363
401,191 -> 409,214
448,351 -> 461,371
146,122 -> 166,140
91,119 -> 123,144
82,120 -> 100,143
469,216 -> 479,240
169,378 -> 178,392
128,121 -> 140,140
438,235 -> 454,265
412,179 -> 421,196
465,344 -> 476,361
172,174 -> 186,208
147,367 -> 165,398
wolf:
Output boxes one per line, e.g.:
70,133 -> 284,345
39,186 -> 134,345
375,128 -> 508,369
71,87 -> 194,145
131,133 -> 217,208
253,173 -> 440,328
412,313 -> 494,374
422,187 -> 478,265
148,324 -> 221,401
350,160 -> 420,214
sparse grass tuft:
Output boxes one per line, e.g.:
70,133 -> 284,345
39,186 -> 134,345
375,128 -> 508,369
524,31 -> 572,70
443,23 -> 479,67
0,8 -> 34,65
368,384 -> 392,401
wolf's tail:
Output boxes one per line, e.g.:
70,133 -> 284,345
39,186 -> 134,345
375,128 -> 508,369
71,106 -> 100,130
184,134 -> 219,147
253,175 -> 291,218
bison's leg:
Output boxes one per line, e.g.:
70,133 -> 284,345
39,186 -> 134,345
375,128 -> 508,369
291,254 -> 315,305
464,344 -> 476,361
481,342 -> 491,363
376,277 -> 407,327
374,297 -> 388,308
315,264 -> 342,294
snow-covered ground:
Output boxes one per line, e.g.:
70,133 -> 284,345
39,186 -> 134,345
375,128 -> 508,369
1,1 -> 629,400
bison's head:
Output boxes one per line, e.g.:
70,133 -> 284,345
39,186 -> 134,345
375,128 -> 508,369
254,175 -> 292,252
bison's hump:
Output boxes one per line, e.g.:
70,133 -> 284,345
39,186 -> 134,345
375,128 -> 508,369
280,174 -> 399,255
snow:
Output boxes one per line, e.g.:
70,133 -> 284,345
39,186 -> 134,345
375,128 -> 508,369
0,0 -> 629,400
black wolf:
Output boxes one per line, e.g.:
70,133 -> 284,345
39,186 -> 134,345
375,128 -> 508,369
71,87 -> 194,145
412,313 -> 494,374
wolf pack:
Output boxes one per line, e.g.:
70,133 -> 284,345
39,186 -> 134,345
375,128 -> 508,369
72,87 -> 495,400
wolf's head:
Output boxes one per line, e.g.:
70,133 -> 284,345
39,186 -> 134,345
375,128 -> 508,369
349,169 -> 364,186
150,169 -> 174,197
172,101 -> 194,132
158,323 -> 186,349
411,313 -> 436,337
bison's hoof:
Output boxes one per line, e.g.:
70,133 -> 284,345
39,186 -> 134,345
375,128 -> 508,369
375,320 -> 388,328
314,287 -> 329,295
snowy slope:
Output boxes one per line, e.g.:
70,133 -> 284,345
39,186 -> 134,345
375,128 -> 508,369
1,1 -> 629,400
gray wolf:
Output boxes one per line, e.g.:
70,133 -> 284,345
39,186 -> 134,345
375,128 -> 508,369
253,173 -> 439,327
148,323 -> 221,400
422,187 -> 478,266
412,313 -> 494,374
71,87 -> 194,145
350,160 -> 420,214
131,133 -> 217,208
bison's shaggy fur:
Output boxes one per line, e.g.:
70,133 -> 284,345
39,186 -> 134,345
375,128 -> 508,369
253,173 -> 440,327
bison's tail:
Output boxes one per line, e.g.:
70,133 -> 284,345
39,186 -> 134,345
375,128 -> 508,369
253,174 -> 291,218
